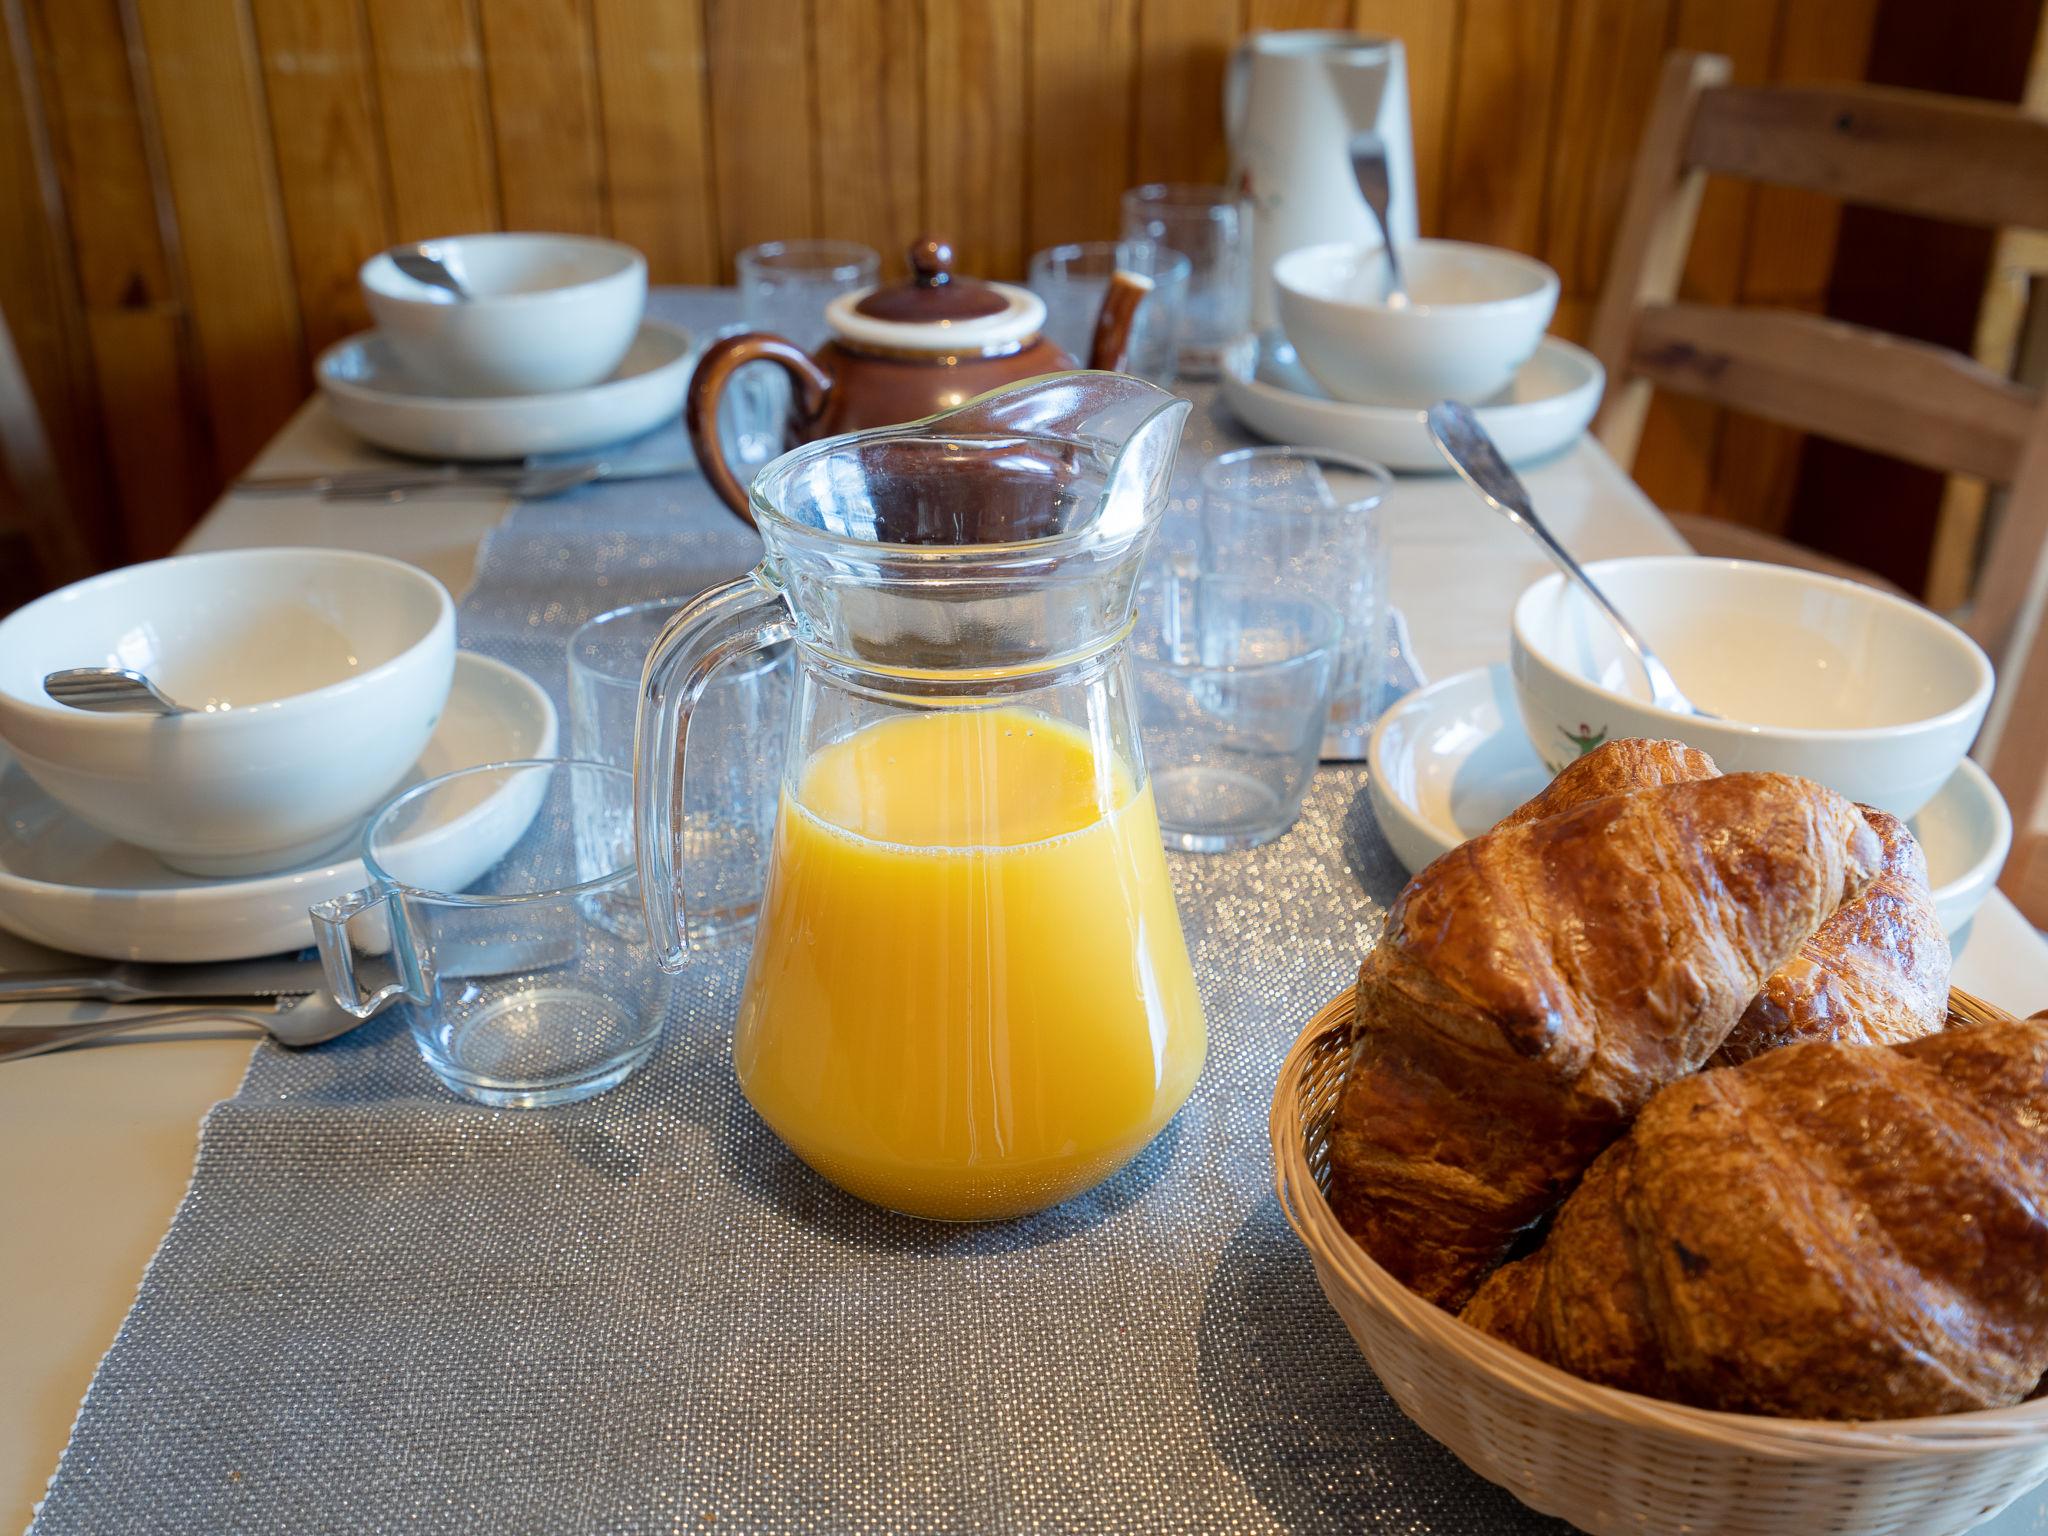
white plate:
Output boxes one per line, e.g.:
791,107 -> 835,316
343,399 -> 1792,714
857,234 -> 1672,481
1218,330 -> 1604,472
315,320 -> 694,461
0,652 -> 558,962
1367,664 -> 2013,938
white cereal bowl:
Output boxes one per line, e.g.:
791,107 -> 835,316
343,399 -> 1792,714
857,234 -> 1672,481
1275,238 -> 1559,408
1510,557 -> 1994,819
0,548 -> 456,876
360,233 -> 647,396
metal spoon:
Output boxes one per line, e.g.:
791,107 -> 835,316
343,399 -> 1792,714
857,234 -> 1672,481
43,667 -> 191,716
0,989 -> 371,1063
1349,129 -> 1408,309
388,242 -> 471,301
1425,400 -> 1710,717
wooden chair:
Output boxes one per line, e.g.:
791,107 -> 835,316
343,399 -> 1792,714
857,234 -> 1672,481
0,303 -> 93,604
1588,50 -> 2048,923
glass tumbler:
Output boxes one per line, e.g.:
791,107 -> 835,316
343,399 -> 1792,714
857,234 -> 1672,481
722,239 -> 881,486
1026,239 -> 1190,383
569,598 -> 790,946
1134,573 -> 1339,852
1199,447 -> 1393,758
1119,184 -> 1251,378
312,760 -> 675,1109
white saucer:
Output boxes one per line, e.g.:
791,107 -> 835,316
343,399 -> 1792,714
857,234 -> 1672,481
316,320 -> 695,461
1218,331 -> 1605,472
1367,664 -> 2013,938
0,652 -> 559,962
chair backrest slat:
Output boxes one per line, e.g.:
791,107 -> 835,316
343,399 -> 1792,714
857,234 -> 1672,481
1688,83 -> 2048,232
1628,302 -> 2038,484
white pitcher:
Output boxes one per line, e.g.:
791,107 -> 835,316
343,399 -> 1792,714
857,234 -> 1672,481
1227,30 -> 1419,329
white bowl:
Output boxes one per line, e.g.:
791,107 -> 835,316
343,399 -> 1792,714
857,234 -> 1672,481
1275,239 -> 1559,408
0,548 -> 456,876
1511,558 -> 1994,818
360,233 -> 647,396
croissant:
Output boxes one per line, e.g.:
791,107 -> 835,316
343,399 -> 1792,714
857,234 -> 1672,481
1462,1016 -> 2048,1418
1496,737 -> 1718,827
1326,771 -> 1878,1308
1492,740 -> 1951,1068
1709,804 -> 1949,1063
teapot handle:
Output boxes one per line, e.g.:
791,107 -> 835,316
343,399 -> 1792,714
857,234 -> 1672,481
635,571 -> 796,973
682,332 -> 834,525
1087,269 -> 1152,373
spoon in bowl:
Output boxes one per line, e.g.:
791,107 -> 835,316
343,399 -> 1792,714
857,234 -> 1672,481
1426,400 -> 1712,718
388,242 -> 472,301
1349,130 -> 1408,309
43,667 -> 191,716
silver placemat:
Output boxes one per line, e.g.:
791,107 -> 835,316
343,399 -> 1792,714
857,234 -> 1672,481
31,290 -> 1567,1534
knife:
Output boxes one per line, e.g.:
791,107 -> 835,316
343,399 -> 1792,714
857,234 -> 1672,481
0,936 -> 576,1005
234,458 -> 695,496
0,952 -> 326,1004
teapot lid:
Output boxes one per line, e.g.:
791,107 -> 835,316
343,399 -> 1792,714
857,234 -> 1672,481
828,236 -> 1045,355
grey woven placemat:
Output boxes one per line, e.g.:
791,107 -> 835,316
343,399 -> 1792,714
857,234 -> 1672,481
30,291 -> 1568,1534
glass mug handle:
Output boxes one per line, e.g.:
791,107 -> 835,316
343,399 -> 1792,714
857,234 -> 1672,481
635,571 -> 797,974
309,885 -> 418,1019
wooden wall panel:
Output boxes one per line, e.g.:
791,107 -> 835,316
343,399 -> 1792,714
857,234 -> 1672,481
926,0 -> 1027,277
131,0 -> 305,483
3,0 -> 1902,582
592,0 -> 718,282
1439,0 -> 1567,252
705,0 -> 813,267
477,0 -> 603,233
250,0 -> 393,355
1027,0 -> 1136,259
28,0 -> 208,560
816,0 -> 923,277
1133,0 -> 1239,186
362,0 -> 501,241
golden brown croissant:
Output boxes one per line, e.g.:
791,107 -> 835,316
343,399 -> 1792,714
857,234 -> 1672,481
1496,737 -> 1718,827
1491,740 -> 1951,1069
1711,804 -> 1949,1064
1462,1016 -> 2048,1419
1326,772 -> 1879,1308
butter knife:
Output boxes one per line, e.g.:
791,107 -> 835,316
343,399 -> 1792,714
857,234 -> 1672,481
0,952 -> 325,1004
0,936 -> 577,1006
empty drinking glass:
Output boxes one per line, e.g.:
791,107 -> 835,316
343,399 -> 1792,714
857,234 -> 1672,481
312,760 -> 675,1108
722,239 -> 880,485
1199,447 -> 1393,759
1134,573 -> 1338,852
1027,240 -> 1190,383
1119,184 -> 1251,378
569,598 -> 790,945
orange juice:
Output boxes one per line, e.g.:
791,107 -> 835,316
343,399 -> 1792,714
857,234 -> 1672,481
734,706 -> 1206,1219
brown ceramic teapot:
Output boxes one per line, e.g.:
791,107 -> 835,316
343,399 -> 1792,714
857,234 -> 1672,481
685,235 -> 1150,522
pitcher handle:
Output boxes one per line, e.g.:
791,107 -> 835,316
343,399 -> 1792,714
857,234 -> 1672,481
635,571 -> 797,973
683,332 -> 834,525
310,885 -> 414,1019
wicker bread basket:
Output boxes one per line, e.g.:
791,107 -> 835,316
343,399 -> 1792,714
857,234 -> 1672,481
1271,984 -> 2048,1536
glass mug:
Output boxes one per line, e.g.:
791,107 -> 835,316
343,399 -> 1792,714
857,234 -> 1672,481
636,376 -> 1207,1221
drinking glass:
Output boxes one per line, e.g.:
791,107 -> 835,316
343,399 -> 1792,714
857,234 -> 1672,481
1026,239 -> 1190,383
721,239 -> 880,486
569,598 -> 790,945
1119,184 -> 1251,378
1133,572 -> 1338,851
1199,447 -> 1393,758
312,760 -> 675,1109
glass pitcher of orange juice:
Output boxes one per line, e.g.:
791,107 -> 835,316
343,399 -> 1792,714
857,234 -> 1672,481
634,374 -> 1204,1221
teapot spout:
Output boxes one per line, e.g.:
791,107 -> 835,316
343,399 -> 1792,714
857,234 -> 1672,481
1086,269 -> 1154,373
